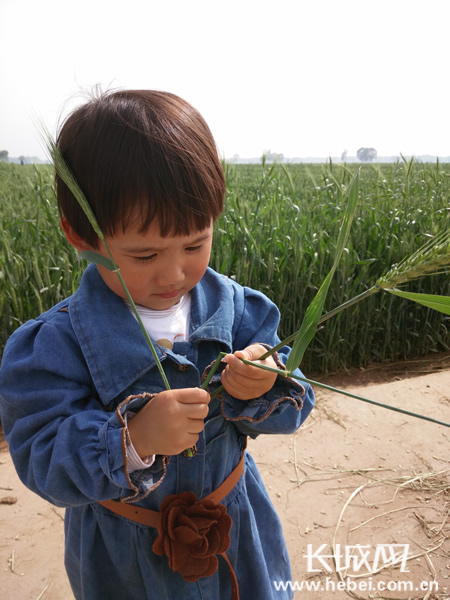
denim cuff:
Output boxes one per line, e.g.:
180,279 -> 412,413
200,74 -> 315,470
100,393 -> 170,503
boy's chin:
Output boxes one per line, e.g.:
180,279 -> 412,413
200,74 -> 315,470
136,294 -> 184,311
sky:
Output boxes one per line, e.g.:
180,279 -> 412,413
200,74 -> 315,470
1,0 -> 450,160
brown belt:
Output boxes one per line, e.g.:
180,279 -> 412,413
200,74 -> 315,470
99,451 -> 245,600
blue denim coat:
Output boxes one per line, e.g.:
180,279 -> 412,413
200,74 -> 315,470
0,265 -> 314,600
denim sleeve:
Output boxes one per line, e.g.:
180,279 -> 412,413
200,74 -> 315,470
0,319 -> 166,507
209,285 -> 315,437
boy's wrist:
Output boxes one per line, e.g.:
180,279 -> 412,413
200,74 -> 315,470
126,438 -> 155,473
125,411 -> 157,461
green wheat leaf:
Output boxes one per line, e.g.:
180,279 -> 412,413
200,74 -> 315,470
78,250 -> 116,271
285,171 -> 360,372
386,289 -> 450,315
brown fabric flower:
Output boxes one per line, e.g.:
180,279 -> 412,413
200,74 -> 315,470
152,491 -> 232,582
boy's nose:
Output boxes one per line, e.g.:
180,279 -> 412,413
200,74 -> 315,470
155,262 -> 185,286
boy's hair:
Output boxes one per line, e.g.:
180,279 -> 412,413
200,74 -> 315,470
56,89 -> 225,247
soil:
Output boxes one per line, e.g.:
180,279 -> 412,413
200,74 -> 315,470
1,353 -> 449,599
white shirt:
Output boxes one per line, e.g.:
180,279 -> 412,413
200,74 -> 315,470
127,293 -> 191,349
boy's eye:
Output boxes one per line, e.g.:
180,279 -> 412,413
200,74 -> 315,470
132,254 -> 157,263
130,244 -> 203,263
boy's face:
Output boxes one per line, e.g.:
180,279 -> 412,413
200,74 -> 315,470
94,221 -> 214,310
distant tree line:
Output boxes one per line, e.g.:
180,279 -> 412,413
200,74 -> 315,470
357,147 -> 377,162
261,150 -> 284,163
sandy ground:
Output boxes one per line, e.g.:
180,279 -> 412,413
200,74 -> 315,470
1,354 -> 449,600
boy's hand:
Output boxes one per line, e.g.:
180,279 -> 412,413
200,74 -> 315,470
127,388 -> 210,457
221,344 -> 278,400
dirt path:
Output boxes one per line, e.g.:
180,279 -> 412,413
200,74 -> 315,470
1,357 -> 449,599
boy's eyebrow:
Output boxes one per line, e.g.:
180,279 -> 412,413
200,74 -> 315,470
122,233 -> 212,254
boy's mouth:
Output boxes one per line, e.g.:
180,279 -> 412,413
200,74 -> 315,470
155,289 -> 182,300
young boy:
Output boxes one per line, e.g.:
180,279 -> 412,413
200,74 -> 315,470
0,90 -> 314,599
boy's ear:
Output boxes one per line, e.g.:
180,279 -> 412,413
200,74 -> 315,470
60,217 -> 92,251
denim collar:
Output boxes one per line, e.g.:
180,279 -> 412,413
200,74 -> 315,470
68,265 -> 234,403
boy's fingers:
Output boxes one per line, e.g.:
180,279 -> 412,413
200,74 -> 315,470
224,355 -> 270,380
233,344 -> 267,362
175,388 -> 210,405
187,403 -> 210,420
186,416 -> 207,434
223,352 -> 252,368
